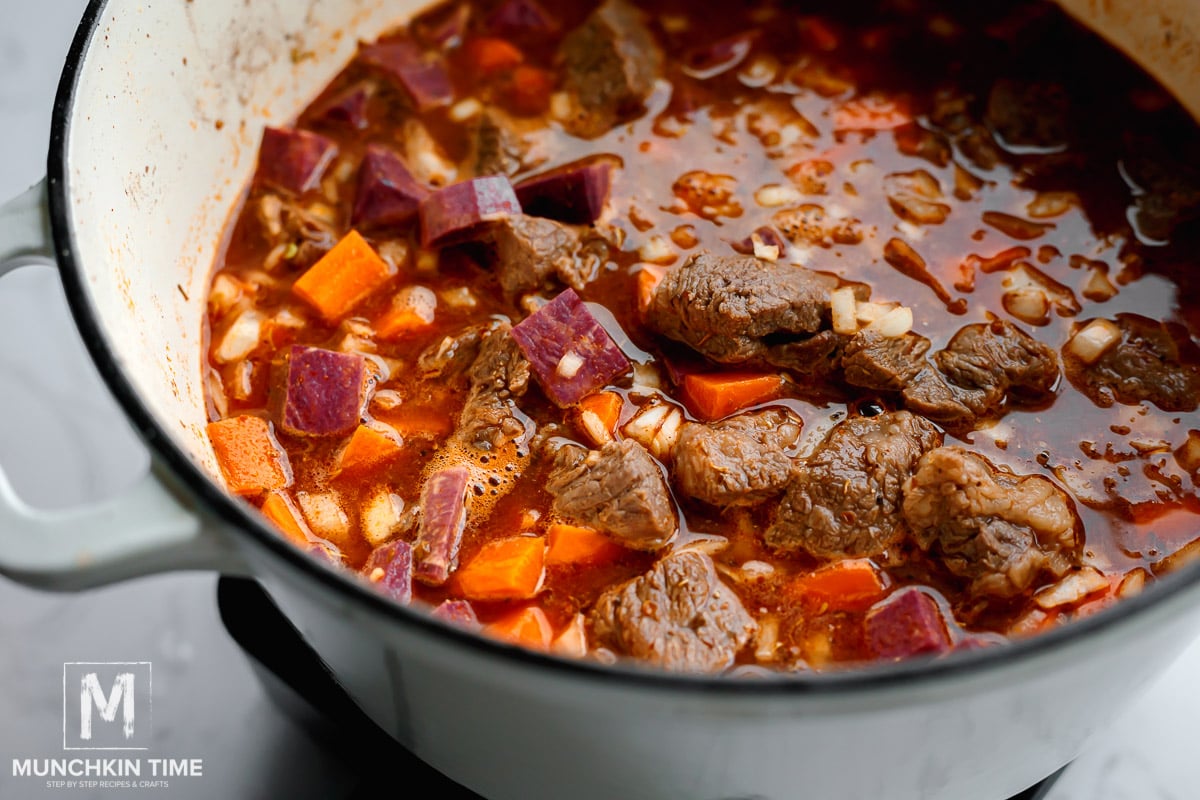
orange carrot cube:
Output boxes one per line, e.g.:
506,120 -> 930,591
680,372 -> 784,421
545,524 -> 625,566
260,491 -> 312,548
207,416 -> 292,496
292,230 -> 396,322
484,606 -> 553,651
337,424 -> 405,476
455,536 -> 546,601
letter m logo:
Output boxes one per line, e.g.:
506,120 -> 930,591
63,663 -> 152,750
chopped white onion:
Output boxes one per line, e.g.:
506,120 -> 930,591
1002,287 -> 1050,325
865,306 -> 913,338
556,351 -> 585,380
394,286 -> 438,325
296,492 -> 351,545
440,286 -> 478,310
1117,568 -> 1148,599
831,287 -> 859,335
752,235 -> 780,262
623,402 -> 683,459
579,410 -> 614,448
855,301 -> 898,324
755,184 -> 802,208
1082,267 -> 1118,302
214,310 -> 264,364
639,235 -> 677,265
361,490 -> 405,548
755,616 -> 780,662
1068,319 -> 1121,365
1034,567 -> 1108,609
448,98 -> 483,123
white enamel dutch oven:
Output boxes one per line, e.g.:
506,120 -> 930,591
1,2 -> 1199,798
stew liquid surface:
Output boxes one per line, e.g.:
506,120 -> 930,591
203,0 -> 1200,672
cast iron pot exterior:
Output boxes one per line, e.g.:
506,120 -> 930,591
0,2 -> 1197,798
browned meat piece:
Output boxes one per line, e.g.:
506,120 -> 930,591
902,447 -> 1082,598
843,330 -> 931,392
935,320 -> 1059,406
645,252 -> 857,368
766,411 -> 942,559
1064,314 -> 1200,412
470,110 -> 523,177
456,324 -> 531,451
1122,147 -> 1200,242
766,329 -> 848,379
561,0 -> 663,138
901,368 -> 984,425
486,215 -> 607,299
547,439 -> 677,551
590,551 -> 755,672
417,321 -> 501,380
257,193 -> 337,270
673,409 -> 802,507
986,79 -> 1070,152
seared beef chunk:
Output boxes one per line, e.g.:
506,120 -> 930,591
935,320 -> 1059,405
561,0 -> 663,138
767,329 -> 849,379
1119,145 -> 1200,242
843,330 -> 931,392
469,109 -> 525,178
767,411 -> 942,558
547,439 -> 677,550
673,409 -> 802,507
902,448 -> 1081,598
486,215 -> 607,299
849,320 -> 1058,429
456,324 -> 531,451
646,252 -> 858,368
590,551 -> 755,672
1064,314 -> 1200,412
986,79 -> 1070,152
417,321 -> 500,379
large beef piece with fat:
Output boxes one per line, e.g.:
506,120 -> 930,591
766,411 -> 942,559
547,439 -> 677,551
590,551 -> 756,672
902,447 -> 1082,598
561,0 -> 663,138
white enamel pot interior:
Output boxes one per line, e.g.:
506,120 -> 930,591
1,1 -> 1200,799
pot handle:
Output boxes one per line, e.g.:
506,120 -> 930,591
0,180 -> 249,590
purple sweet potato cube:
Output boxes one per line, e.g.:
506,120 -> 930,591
486,0 -> 559,38
413,2 -> 472,48
359,39 -> 454,111
256,127 -> 338,195
865,589 -> 952,660
431,599 -> 480,630
419,176 -> 522,247
414,465 -> 471,586
310,82 -> 373,130
510,289 -> 632,407
281,346 -> 369,437
364,540 -> 414,604
351,144 -> 431,231
515,161 -> 613,225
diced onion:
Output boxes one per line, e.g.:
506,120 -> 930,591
448,98 -> 483,123
579,410 -> 613,447
440,286 -> 478,310
296,491 -> 351,544
1082,268 -> 1118,302
1175,431 -> 1200,474
1117,568 -> 1148,599
1156,537 -> 1200,576
623,402 -> 683,459
865,306 -> 913,338
755,616 -> 780,662
361,490 -> 405,548
831,287 -> 859,335
556,351 -> 585,379
741,560 -> 775,578
209,274 -> 245,315
755,184 -> 802,208
395,286 -> 438,325
1068,319 -> 1121,365
550,91 -> 574,121
855,301 -> 897,324
1002,287 -> 1050,326
214,310 -> 264,364
752,234 -> 780,262
1033,567 -> 1108,609
639,235 -> 677,265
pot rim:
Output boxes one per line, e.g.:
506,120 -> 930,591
45,0 -> 1200,697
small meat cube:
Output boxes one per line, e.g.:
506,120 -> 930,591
456,324 -> 532,451
1063,314 -> 1200,412
281,346 -> 370,437
351,144 -> 431,231
645,252 -> 855,368
510,289 -> 631,407
486,216 -> 606,300
767,411 -> 942,559
363,540 -> 413,604
255,127 -> 338,196
902,447 -> 1082,598
673,409 -> 801,507
468,109 -> 528,178
842,330 -> 931,392
413,465 -> 471,586
207,416 -> 292,496
590,551 -> 756,672
547,439 -> 677,551
865,589 -> 952,660
934,320 -> 1059,408
561,0 -> 663,138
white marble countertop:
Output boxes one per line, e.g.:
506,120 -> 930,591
0,3 -> 1197,799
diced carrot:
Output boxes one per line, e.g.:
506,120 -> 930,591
260,491 -> 312,548
484,606 -> 553,651
833,94 -> 912,131
545,524 -> 625,566
292,230 -> 396,322
636,266 -> 667,315
575,391 -> 623,445
680,372 -> 784,421
207,416 -> 292,496
504,65 -> 555,116
455,536 -> 546,601
337,424 -> 404,476
376,307 -> 433,339
791,560 -> 888,612
464,36 -> 525,76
